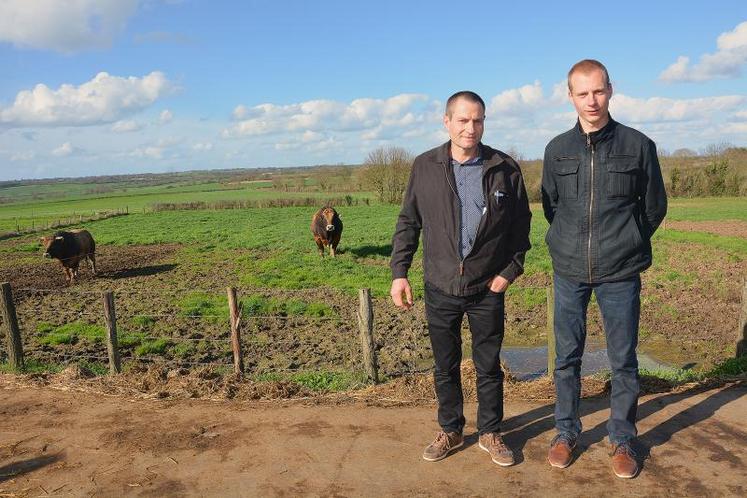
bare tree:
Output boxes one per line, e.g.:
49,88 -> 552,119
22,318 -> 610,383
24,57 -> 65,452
361,146 -> 414,204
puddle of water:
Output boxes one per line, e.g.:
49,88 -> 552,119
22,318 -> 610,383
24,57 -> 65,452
502,343 -> 673,381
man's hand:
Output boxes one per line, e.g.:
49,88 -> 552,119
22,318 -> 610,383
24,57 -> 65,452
488,275 -> 510,293
390,278 -> 413,310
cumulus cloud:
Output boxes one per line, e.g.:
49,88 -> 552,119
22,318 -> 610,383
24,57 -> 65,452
10,150 -> 35,161
52,142 -> 78,157
610,93 -> 746,123
0,71 -> 172,128
192,142 -> 213,151
223,93 -> 430,138
0,0 -> 140,53
131,146 -> 163,159
487,81 -> 544,115
159,109 -> 173,123
660,21 -> 747,82
111,120 -> 142,133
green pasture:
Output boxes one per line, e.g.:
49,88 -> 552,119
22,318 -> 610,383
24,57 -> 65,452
665,196 -> 747,221
0,180 -> 370,233
3,196 -> 744,298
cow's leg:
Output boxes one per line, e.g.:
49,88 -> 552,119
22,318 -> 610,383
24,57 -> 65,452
88,253 -> 97,276
330,243 -> 336,257
63,267 -> 73,284
315,238 -> 325,257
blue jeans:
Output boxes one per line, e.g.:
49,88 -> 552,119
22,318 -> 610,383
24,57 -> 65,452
553,273 -> 641,444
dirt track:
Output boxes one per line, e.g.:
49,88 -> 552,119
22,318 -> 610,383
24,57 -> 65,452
1,382 -> 745,497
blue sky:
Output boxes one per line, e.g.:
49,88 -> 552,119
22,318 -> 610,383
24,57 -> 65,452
1,0 -> 746,181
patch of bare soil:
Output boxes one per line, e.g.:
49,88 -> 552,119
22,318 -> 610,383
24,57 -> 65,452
0,243 -> 182,292
665,219 -> 747,238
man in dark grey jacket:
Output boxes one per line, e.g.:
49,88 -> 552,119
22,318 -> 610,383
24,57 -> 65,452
390,91 -> 531,466
542,60 -> 667,479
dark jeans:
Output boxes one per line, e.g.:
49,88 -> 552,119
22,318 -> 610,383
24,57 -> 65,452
424,284 -> 505,435
553,272 -> 641,444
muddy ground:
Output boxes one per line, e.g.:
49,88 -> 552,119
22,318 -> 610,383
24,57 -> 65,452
0,218 -> 745,382
0,381 -> 744,497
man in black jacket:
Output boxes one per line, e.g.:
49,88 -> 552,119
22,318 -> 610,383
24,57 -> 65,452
390,91 -> 532,466
542,60 -> 667,478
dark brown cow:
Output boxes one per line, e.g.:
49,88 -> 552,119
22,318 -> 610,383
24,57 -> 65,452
40,229 -> 97,284
311,206 -> 343,257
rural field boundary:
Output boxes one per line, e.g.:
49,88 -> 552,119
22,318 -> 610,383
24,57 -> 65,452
0,208 -> 129,241
2,279 -> 746,386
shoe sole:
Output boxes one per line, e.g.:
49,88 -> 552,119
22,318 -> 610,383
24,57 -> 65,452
613,468 -> 638,479
422,441 -> 463,462
478,441 -> 515,467
548,458 -> 572,469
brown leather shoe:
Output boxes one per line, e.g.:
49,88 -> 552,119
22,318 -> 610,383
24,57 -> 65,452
478,432 -> 515,466
422,431 -> 464,462
611,442 -> 639,478
548,433 -> 576,468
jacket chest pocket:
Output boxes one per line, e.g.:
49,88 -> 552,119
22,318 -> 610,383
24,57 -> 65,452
553,157 -> 580,200
606,156 -> 639,198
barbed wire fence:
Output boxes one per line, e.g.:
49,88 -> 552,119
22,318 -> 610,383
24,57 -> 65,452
0,283 -> 378,383
4,280 -> 722,384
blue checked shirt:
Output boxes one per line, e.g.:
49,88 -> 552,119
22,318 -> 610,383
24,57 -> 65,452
452,155 -> 485,259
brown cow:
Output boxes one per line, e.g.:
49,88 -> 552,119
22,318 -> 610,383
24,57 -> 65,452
40,229 -> 97,284
311,206 -> 343,257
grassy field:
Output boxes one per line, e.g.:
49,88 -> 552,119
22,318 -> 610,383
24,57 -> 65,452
0,170 -> 745,379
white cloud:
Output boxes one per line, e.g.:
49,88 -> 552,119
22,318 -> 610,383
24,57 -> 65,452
10,150 -> 35,161
131,146 -> 163,159
550,80 -> 568,105
223,93 -> 430,138
610,94 -> 746,123
192,142 -> 213,151
0,71 -> 172,128
0,0 -> 140,53
52,142 -> 76,157
660,21 -> 747,82
488,81 -> 544,115
111,120 -> 142,133
159,109 -> 173,123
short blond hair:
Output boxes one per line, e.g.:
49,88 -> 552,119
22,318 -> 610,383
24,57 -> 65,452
567,59 -> 610,91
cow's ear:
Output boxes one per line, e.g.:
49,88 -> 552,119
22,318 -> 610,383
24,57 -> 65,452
55,236 -> 64,240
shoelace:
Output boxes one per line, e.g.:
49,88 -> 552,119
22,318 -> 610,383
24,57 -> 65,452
486,434 -> 509,453
613,442 -> 637,457
551,433 -> 576,447
434,432 -> 452,450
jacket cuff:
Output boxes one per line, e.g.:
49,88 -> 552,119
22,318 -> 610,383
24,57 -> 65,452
392,267 -> 409,280
499,263 -> 523,283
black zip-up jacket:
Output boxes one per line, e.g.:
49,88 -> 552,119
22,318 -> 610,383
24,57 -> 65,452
541,117 -> 667,283
390,142 -> 532,297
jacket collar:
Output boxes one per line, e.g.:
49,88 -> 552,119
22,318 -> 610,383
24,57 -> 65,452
435,141 -> 505,169
575,115 -> 617,146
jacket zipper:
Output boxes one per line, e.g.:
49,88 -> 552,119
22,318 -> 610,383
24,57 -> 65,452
587,134 -> 594,283
441,161 -> 463,277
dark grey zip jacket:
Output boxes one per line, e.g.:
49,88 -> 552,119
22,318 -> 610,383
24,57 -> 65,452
541,117 -> 667,283
390,142 -> 532,296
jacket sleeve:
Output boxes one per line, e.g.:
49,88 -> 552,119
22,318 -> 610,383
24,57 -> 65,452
390,162 -> 422,279
498,165 -> 532,283
639,139 -> 668,238
541,146 -> 558,224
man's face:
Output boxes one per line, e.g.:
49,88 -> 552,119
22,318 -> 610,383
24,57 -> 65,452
443,98 -> 485,153
568,69 -> 612,132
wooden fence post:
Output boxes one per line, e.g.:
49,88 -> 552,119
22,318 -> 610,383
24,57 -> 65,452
227,287 -> 244,375
547,284 -> 555,377
102,291 -> 121,374
357,288 -> 378,384
1,282 -> 24,370
737,279 -> 747,358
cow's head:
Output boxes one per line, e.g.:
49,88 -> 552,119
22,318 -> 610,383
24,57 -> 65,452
40,233 -> 65,259
321,207 -> 337,232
